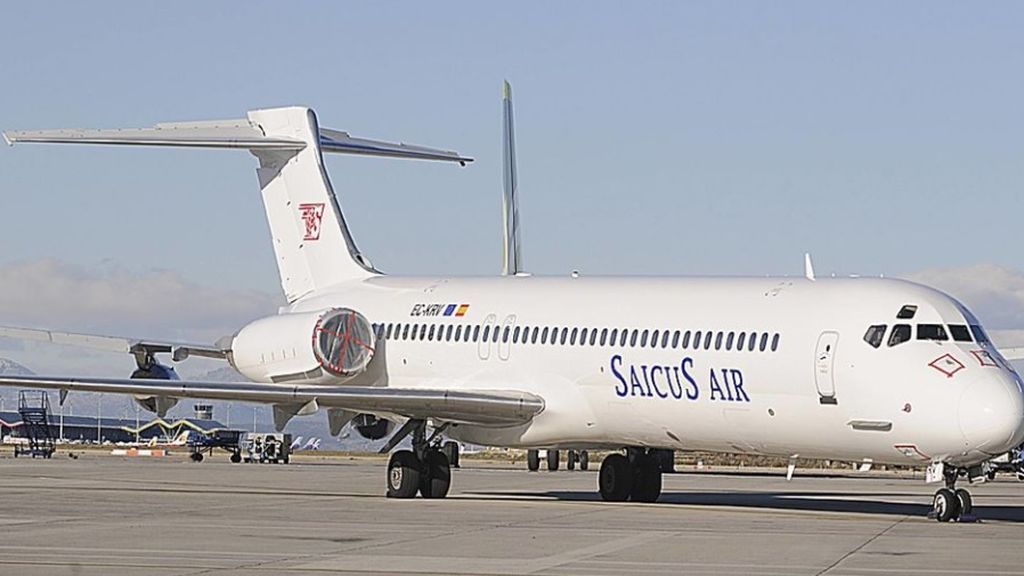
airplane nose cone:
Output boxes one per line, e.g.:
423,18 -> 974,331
958,374 -> 1024,454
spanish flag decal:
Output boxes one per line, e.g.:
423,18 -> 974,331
455,304 -> 470,317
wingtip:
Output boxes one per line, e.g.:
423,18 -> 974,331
503,80 -> 512,100
2,131 -> 13,146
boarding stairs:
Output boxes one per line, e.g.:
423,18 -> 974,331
15,391 -> 55,458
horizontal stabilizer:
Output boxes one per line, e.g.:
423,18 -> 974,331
4,112 -> 473,164
0,375 -> 544,426
0,325 -> 227,361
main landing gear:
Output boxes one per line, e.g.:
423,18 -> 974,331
385,420 -> 452,499
599,448 -> 663,503
931,464 -> 975,523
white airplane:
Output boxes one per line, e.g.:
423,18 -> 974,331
2,85 -> 1024,523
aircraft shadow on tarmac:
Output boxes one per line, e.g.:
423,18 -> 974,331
463,490 -> 1024,522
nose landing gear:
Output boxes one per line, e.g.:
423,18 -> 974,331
931,465 -> 976,523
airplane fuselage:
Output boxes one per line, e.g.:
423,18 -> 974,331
236,274 -> 1024,469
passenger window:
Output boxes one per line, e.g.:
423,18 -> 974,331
771,333 -> 780,351
651,330 -> 660,348
428,325 -> 436,341
748,332 -> 757,351
888,324 -> 911,347
600,328 -> 608,346
693,331 -> 702,349
863,325 -> 886,348
560,328 -> 568,345
682,331 -> 691,349
620,329 -> 629,346
949,324 -> 972,342
759,333 -> 768,351
502,327 -> 510,343
570,328 -> 579,345
704,331 -> 714,349
454,325 -> 462,341
446,325 -> 453,341
403,324 -> 411,340
672,331 -> 680,348
482,326 -> 490,342
513,326 -> 521,343
737,332 -> 746,351
630,330 -> 638,347
473,325 -> 481,342
494,327 -> 502,343
661,331 -> 670,348
726,332 -> 735,351
714,332 -> 723,350
580,328 -> 588,345
640,330 -> 649,347
917,324 -> 948,341
589,329 -> 598,346
970,324 -> 990,344
420,325 -> 428,340
541,327 -> 550,344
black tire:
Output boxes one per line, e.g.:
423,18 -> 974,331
630,455 -> 662,503
443,440 -> 460,469
955,488 -> 973,517
230,452 -> 242,464
387,450 -> 421,499
547,449 -> 560,471
190,452 -> 204,462
579,451 -> 590,471
599,453 -> 633,501
567,450 -> 577,471
527,449 -> 540,471
933,488 -> 960,522
420,450 -> 452,499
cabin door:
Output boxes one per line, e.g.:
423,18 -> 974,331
814,331 -> 839,404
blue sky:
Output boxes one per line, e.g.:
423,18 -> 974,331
1,2 -> 1024,345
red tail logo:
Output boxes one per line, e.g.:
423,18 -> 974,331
299,203 -> 325,241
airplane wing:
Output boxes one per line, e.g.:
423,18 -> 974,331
0,325 -> 228,361
0,375 -> 544,426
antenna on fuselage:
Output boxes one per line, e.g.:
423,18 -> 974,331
804,253 -> 816,281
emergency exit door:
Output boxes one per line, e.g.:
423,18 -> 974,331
815,331 -> 839,405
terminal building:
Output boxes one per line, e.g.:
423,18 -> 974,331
0,403 -> 229,444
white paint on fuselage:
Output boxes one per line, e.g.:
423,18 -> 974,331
275,274 -> 1024,468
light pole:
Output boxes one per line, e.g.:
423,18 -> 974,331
96,393 -> 102,443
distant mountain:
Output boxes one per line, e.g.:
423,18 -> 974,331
0,358 -> 34,376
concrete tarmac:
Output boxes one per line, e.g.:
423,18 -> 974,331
0,454 -> 1022,575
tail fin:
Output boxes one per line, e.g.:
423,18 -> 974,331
501,81 -> 523,276
4,107 -> 472,302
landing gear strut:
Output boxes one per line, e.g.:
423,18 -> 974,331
599,448 -> 663,503
385,420 -> 452,499
932,464 -> 974,522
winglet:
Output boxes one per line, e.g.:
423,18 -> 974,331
804,253 -> 815,281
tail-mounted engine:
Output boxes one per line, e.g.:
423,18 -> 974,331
230,308 -> 379,385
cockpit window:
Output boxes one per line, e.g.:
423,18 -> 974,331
948,324 -> 972,342
970,324 -> 991,344
863,325 -> 886,348
917,324 -> 949,341
897,305 -> 918,319
888,324 -> 912,347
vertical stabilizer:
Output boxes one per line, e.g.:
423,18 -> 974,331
502,81 -> 523,276
248,107 -> 374,301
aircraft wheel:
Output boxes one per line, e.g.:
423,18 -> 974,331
599,453 -> 633,501
443,440 -> 460,469
230,451 -> 242,464
420,450 -> 451,499
547,449 -> 560,471
630,455 -> 662,503
579,451 -> 589,471
527,449 -> 540,471
955,488 -> 973,517
567,450 -> 577,471
933,488 -> 960,522
387,450 -> 421,499
190,452 -> 204,462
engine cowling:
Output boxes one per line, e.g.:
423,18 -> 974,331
131,362 -> 180,417
230,308 -> 377,385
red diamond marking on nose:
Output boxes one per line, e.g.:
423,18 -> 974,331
929,353 -> 965,378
